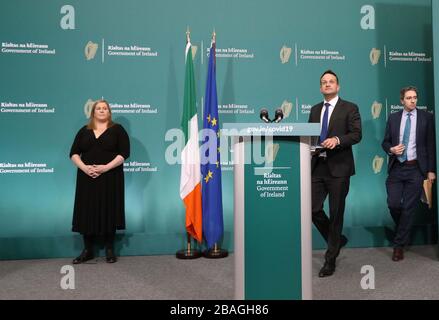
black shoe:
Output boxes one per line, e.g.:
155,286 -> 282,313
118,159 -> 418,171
318,259 -> 336,277
72,249 -> 94,264
106,249 -> 117,263
392,247 -> 404,261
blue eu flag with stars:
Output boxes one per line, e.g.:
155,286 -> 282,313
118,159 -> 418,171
201,42 -> 224,249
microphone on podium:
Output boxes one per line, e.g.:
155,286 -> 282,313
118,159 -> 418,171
273,108 -> 284,123
259,108 -> 272,123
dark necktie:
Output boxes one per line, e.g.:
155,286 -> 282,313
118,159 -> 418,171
319,102 -> 331,144
398,112 -> 412,162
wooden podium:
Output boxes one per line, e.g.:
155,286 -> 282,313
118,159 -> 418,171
222,123 -> 320,300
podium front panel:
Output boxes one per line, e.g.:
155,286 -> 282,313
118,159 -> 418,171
244,137 -> 302,299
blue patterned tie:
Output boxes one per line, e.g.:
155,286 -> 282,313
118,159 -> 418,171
319,103 -> 330,144
398,112 -> 411,162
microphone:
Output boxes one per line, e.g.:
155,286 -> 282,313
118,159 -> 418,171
273,108 -> 284,123
259,108 -> 271,123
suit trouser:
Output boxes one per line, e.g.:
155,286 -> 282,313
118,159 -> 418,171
386,162 -> 424,248
312,157 -> 350,262
83,233 -> 116,250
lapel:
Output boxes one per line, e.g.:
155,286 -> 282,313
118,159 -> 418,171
415,108 -> 421,146
327,98 -> 343,134
393,111 -> 403,143
313,102 -> 324,122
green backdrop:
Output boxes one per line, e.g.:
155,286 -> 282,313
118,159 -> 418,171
0,0 -> 436,259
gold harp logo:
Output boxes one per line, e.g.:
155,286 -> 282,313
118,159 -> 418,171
84,99 -> 95,118
280,45 -> 292,64
371,101 -> 382,119
369,48 -> 381,65
85,41 -> 98,60
191,45 -> 198,59
372,155 -> 384,174
265,143 -> 280,164
281,100 -> 293,119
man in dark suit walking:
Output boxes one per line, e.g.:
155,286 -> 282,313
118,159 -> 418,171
382,86 -> 436,261
308,70 -> 362,277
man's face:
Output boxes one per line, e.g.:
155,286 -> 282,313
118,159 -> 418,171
401,90 -> 417,112
320,73 -> 340,97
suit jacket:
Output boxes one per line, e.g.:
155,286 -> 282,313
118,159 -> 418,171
382,108 -> 436,177
308,98 -> 362,177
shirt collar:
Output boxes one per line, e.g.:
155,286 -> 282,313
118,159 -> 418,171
324,96 -> 339,107
403,108 -> 417,116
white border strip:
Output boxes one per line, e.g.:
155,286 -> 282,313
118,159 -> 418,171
300,137 -> 312,300
234,137 -> 245,299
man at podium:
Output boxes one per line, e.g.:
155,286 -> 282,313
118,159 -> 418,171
308,70 -> 362,277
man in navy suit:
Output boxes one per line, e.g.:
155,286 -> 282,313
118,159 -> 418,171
382,86 -> 436,261
308,70 -> 362,277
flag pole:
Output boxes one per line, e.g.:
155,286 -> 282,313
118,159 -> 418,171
202,29 -> 228,259
176,27 -> 202,259
186,26 -> 190,43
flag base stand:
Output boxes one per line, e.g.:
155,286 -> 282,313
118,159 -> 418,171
176,249 -> 202,259
176,234 -> 202,259
203,245 -> 228,259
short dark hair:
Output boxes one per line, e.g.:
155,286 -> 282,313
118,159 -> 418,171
400,86 -> 418,100
320,70 -> 339,84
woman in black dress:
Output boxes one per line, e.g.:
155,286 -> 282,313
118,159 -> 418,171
70,100 -> 130,263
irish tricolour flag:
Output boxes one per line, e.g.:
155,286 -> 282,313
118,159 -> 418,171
180,41 -> 202,243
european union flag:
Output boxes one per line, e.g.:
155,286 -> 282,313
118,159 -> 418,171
201,41 -> 224,249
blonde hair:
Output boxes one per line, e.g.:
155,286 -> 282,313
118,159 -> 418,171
87,100 -> 115,129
